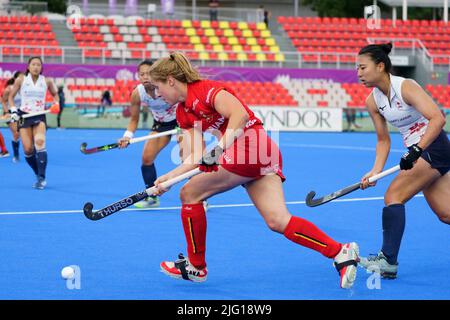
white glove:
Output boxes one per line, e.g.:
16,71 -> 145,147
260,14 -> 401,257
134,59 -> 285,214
9,107 -> 20,122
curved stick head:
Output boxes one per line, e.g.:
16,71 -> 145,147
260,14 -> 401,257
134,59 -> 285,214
305,191 -> 317,207
80,142 -> 88,154
83,202 -> 96,220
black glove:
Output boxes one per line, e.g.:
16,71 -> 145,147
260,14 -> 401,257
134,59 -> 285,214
199,145 -> 223,173
400,144 -> 423,170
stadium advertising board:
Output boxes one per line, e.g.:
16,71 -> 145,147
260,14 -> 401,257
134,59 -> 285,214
251,107 -> 342,132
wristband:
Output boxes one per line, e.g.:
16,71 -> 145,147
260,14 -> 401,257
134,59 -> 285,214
123,130 -> 134,139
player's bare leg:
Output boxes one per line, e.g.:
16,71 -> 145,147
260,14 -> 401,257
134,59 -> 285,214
245,174 -> 359,289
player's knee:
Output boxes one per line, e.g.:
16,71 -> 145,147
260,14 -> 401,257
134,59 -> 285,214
23,147 -> 34,155
437,211 -> 450,225
384,193 -> 406,206
180,184 -> 196,204
34,139 -> 45,149
34,133 -> 46,149
142,155 -> 155,165
142,159 -> 154,166
264,215 -> 285,233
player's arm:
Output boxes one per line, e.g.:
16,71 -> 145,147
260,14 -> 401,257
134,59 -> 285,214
401,79 -> 446,150
1,87 -> 10,115
213,90 -> 249,150
8,75 -> 23,109
368,93 -> 391,173
7,76 -> 23,121
154,126 -> 204,195
118,88 -> 141,148
361,93 -> 391,189
47,79 -> 59,103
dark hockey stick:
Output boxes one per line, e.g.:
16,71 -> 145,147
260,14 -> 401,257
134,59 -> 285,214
80,127 -> 181,155
80,142 -> 118,155
305,165 -> 400,207
83,168 -> 201,220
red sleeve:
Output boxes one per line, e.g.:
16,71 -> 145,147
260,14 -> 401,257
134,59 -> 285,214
209,87 -> 225,109
198,80 -> 225,109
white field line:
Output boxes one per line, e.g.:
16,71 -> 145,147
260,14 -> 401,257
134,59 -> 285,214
0,194 -> 425,216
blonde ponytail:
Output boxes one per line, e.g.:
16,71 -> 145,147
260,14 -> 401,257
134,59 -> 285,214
150,52 -> 201,83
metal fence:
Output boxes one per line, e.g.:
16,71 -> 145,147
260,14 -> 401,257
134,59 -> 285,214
67,1 -> 263,23
0,1 -> 48,15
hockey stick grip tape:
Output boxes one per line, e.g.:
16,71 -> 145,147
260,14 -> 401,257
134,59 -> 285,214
22,110 -> 50,118
367,165 -> 400,184
145,168 -> 201,197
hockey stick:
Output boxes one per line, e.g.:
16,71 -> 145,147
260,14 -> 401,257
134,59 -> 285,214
0,104 -> 60,123
83,167 -> 201,220
80,127 -> 181,155
305,165 -> 400,207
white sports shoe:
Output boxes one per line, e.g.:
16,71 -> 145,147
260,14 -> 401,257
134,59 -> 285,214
333,242 -> 360,289
359,252 -> 398,279
160,253 -> 208,282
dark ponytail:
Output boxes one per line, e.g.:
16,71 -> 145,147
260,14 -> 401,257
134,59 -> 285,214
358,43 -> 392,73
5,71 -> 22,87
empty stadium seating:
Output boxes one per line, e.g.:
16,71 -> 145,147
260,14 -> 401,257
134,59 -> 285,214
276,76 -> 351,108
3,75 -> 448,111
71,17 -> 285,62
426,84 -> 450,109
341,83 -> 372,108
278,16 -> 450,65
223,81 -> 297,106
62,78 -> 296,107
0,15 -> 61,57
59,76 -> 371,109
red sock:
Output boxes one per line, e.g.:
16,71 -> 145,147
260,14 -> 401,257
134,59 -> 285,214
284,216 -> 342,258
181,203 -> 207,269
0,133 -> 6,152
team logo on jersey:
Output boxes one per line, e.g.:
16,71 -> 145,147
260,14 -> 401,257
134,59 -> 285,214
408,122 -> 426,135
245,119 -> 258,128
379,105 -> 387,111
396,101 -> 402,109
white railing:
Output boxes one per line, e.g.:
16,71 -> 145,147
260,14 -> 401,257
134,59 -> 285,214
0,44 -> 353,69
295,52 -> 358,69
0,1 -> 48,15
67,1 -> 262,22
366,37 -> 446,70
1,43 -> 449,70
